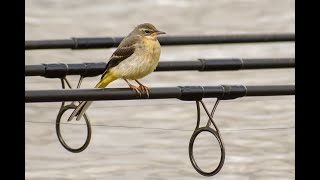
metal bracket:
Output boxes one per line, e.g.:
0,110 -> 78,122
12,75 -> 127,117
55,76 -> 92,153
189,99 -> 225,176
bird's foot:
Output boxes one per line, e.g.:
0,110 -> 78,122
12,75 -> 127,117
138,85 -> 150,97
129,84 -> 142,97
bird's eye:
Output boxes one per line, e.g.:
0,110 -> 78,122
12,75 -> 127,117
144,30 -> 150,33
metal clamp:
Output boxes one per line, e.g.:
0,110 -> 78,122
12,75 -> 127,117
189,99 -> 225,176
55,77 -> 92,153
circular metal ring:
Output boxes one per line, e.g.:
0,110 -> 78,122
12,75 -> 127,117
56,104 -> 92,153
189,126 -> 225,176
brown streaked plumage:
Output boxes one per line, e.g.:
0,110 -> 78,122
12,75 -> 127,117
100,37 -> 137,79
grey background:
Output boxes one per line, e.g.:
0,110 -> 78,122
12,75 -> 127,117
26,0 -> 295,179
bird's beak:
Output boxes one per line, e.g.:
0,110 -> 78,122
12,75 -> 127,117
155,30 -> 166,35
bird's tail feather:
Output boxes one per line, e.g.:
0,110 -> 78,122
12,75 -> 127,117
67,101 -> 91,121
76,101 -> 93,121
67,73 -> 117,122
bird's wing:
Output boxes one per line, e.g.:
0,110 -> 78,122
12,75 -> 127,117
100,36 -> 140,79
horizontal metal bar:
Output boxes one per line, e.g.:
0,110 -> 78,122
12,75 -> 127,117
25,85 -> 295,103
25,34 -> 295,50
245,86 -> 295,96
25,58 -> 295,78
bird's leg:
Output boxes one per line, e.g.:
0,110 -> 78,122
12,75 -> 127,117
124,79 -> 141,97
135,80 -> 149,97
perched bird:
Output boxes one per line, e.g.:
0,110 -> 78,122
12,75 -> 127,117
68,23 -> 165,121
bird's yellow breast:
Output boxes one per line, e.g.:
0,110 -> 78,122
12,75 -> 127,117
141,37 -> 161,59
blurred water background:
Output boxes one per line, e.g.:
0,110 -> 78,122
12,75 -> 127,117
25,0 -> 295,179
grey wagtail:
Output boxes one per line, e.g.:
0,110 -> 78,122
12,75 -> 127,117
68,23 -> 165,121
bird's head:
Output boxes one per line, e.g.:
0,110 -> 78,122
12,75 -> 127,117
131,23 -> 166,39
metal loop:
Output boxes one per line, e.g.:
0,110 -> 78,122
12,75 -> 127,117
189,99 -> 225,176
55,103 -> 91,153
189,126 -> 225,176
